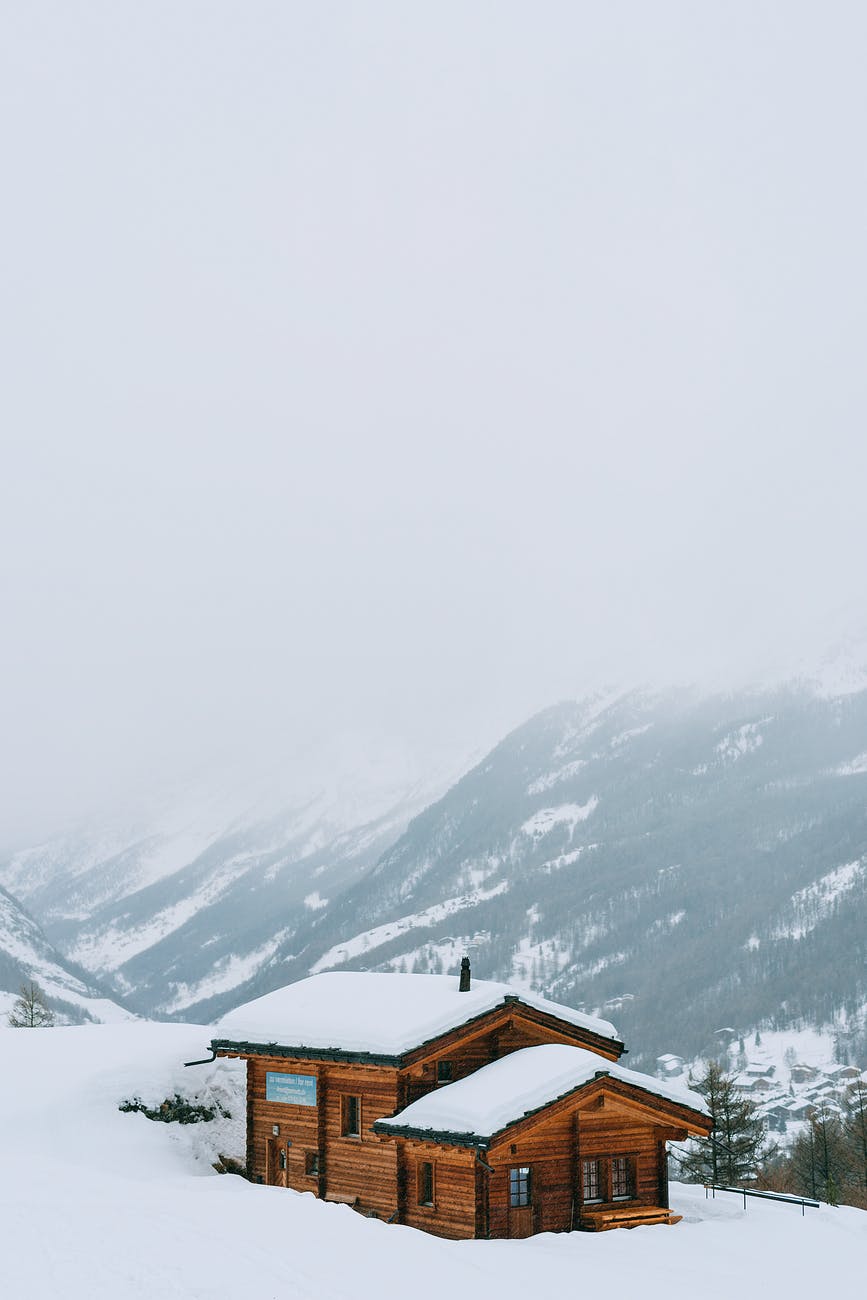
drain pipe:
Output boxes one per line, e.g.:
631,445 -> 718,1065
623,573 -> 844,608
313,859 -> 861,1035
184,1048 -> 218,1068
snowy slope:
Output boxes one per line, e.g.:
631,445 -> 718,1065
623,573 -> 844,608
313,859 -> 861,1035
0,1022 -> 863,1300
0,887 -> 134,1024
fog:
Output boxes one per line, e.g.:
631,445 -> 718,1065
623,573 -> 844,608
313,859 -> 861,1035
2,3 -> 866,840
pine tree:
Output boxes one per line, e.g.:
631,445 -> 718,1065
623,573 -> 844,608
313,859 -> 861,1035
787,1104 -> 852,1204
8,980 -> 55,1028
843,1082 -> 867,1196
679,1061 -> 773,1185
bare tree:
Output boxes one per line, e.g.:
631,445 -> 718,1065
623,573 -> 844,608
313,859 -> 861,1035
8,980 -> 56,1027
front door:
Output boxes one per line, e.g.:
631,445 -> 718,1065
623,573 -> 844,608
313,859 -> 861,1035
508,1165 -> 534,1238
267,1138 -> 289,1187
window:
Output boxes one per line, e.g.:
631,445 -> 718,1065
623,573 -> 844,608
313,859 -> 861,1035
305,1151 -> 320,1176
342,1095 -> 361,1137
418,1160 -> 434,1206
611,1156 -> 632,1200
582,1159 -> 601,1203
437,1060 -> 453,1083
278,1148 -> 287,1171
509,1165 -> 531,1207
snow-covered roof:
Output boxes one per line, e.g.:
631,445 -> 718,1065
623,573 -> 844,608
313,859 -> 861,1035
213,972 -> 620,1059
375,1044 -> 710,1143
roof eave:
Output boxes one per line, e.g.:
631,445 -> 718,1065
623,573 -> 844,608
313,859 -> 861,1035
210,1038 -> 402,1068
372,1120 -> 489,1149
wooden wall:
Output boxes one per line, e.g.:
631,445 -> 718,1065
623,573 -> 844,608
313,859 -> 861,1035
481,1090 -> 687,1238
399,1009 -> 599,1106
245,1056 -> 400,1219
394,1141 -> 478,1240
575,1102 -> 665,1213
486,1109 -> 576,1238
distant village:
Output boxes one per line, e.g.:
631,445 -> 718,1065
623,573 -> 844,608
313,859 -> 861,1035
656,1028 -> 866,1142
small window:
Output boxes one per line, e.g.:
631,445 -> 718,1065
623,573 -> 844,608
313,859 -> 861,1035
509,1165 -> 531,1207
342,1095 -> 361,1137
418,1160 -> 434,1206
437,1060 -> 453,1083
278,1148 -> 287,1171
611,1156 -> 632,1200
305,1151 -> 320,1176
582,1159 -> 601,1203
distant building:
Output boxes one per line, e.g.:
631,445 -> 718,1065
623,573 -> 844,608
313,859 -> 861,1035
656,1053 -> 685,1076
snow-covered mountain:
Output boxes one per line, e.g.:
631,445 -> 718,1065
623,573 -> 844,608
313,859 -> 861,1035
6,668 -> 867,1067
224,679 -> 867,1068
0,743 -> 468,1019
0,886 -> 134,1025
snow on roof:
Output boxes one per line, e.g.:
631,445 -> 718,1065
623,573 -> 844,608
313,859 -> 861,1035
375,1044 -> 710,1142
213,972 -> 620,1058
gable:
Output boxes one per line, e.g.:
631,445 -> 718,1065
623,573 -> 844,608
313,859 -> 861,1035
374,1044 -> 710,1148
487,1075 -> 712,1151
399,999 -> 624,1072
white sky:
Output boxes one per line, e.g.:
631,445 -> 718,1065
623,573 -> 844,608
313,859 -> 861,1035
2,3 -> 867,838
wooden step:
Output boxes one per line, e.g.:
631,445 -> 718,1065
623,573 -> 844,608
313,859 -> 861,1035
580,1206 -> 682,1231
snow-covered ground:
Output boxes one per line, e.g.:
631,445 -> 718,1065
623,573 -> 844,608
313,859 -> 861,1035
0,1023 -> 864,1299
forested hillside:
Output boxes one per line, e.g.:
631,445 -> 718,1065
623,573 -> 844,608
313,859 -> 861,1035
224,682 -> 867,1066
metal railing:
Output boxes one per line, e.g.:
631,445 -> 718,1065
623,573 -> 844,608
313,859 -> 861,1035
704,1184 -> 820,1215
667,1140 -> 820,1215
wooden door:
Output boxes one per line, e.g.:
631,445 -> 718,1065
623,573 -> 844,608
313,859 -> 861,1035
508,1205 -> 534,1238
507,1165 -> 534,1238
267,1138 -> 288,1187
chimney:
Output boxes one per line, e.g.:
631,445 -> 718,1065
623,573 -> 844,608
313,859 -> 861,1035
459,956 -> 471,992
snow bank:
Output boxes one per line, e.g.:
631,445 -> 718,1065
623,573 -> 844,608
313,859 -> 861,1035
215,971 -> 620,1055
377,1044 -> 709,1140
0,1023 -> 864,1300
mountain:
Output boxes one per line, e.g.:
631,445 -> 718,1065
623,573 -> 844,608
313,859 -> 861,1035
0,743 -> 467,1019
0,886 -> 133,1025
219,680 -> 867,1068
6,673 -> 867,1067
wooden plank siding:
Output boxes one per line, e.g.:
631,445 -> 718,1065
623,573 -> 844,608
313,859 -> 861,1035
486,1108 -> 576,1238
398,1006 -> 620,1107
480,1084 -> 701,1238
400,1002 -> 623,1078
244,1056 -> 400,1218
394,1141 -> 478,1239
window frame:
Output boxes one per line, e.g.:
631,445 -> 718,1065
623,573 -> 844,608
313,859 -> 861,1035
417,1160 -> 435,1207
436,1059 -> 453,1084
305,1151 -> 320,1177
509,1164 -> 532,1208
582,1158 -> 603,1204
341,1094 -> 362,1138
610,1155 -> 633,1201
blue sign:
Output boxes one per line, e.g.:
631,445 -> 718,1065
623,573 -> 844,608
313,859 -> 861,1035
266,1071 -> 317,1106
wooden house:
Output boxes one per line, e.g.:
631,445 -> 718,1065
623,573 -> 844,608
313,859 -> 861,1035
208,961 -> 710,1239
